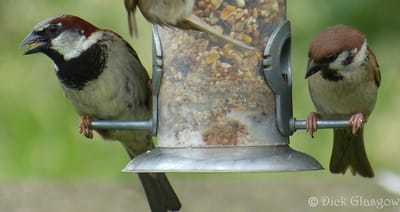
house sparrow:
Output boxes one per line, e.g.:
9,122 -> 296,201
305,25 -> 381,178
124,0 -> 255,50
21,14 -> 181,211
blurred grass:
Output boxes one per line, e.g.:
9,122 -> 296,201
0,0 -> 399,183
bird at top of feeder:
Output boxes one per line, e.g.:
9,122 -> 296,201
124,0 -> 255,50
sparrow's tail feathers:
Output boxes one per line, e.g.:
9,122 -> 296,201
185,15 -> 255,50
139,173 -> 181,212
121,134 -> 181,211
330,128 -> 374,178
124,0 -> 138,36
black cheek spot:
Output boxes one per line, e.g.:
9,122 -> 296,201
342,53 -> 355,66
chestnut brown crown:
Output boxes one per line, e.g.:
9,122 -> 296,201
308,24 -> 365,62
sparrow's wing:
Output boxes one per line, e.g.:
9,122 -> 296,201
367,47 -> 381,87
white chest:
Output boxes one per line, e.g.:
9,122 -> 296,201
307,68 -> 378,118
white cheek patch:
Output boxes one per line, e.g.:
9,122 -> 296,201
329,51 -> 350,70
329,41 -> 367,70
51,31 -> 103,61
352,41 -> 367,66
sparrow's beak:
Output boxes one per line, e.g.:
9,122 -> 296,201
20,31 -> 48,55
305,59 -> 323,78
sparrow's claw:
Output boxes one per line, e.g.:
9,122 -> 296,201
349,112 -> 364,135
306,112 -> 321,138
80,115 -> 93,139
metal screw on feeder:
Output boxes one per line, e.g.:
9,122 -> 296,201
90,0 -> 354,172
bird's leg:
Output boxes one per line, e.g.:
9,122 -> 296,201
79,115 -> 93,139
349,112 -> 364,135
306,112 -> 321,138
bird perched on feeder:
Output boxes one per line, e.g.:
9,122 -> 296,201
21,14 -> 181,211
305,25 -> 381,178
124,0 -> 255,50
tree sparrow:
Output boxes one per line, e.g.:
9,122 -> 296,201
21,14 -> 181,211
124,0 -> 255,50
305,25 -> 381,178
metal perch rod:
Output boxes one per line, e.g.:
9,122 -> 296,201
90,120 -> 153,131
90,118 -> 356,134
291,119 -> 358,132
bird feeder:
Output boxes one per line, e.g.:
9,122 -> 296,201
92,0 -> 350,172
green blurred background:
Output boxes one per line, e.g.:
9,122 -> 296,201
1,0 -> 400,211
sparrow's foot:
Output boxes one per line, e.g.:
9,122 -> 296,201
306,112 -> 321,138
349,112 -> 364,135
79,115 -> 93,139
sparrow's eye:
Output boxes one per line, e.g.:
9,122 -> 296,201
46,24 -> 60,36
326,53 -> 338,63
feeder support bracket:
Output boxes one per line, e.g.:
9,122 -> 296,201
263,20 -> 293,136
